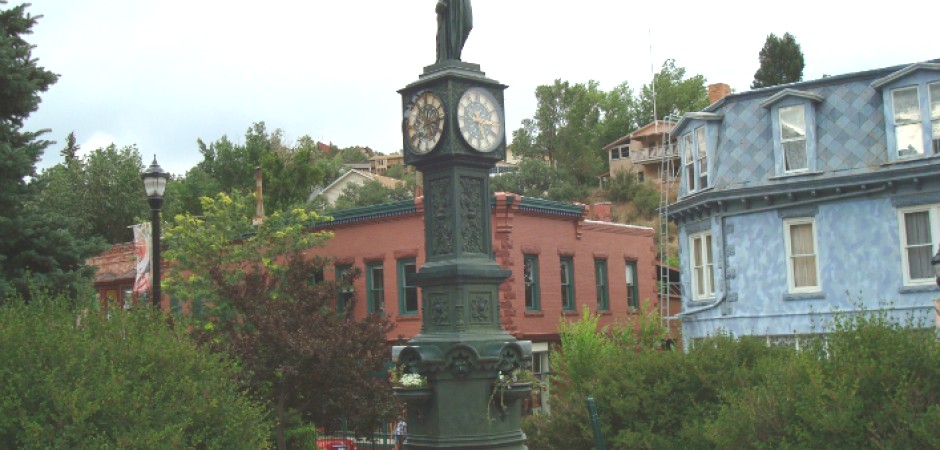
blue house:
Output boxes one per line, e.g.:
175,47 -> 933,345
669,59 -> 940,347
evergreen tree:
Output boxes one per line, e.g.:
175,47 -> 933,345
751,32 -> 805,89
0,3 -> 103,300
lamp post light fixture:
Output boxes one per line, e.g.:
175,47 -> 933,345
141,156 -> 169,308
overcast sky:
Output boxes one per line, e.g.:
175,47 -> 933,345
22,0 -> 939,175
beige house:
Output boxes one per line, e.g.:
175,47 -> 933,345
604,119 -> 679,185
369,153 -> 404,174
312,169 -> 403,205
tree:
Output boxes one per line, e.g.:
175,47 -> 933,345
510,79 -> 631,189
0,296 -> 272,448
33,143 -> 149,243
163,192 -> 397,449
637,59 -> 710,123
751,32 -> 805,89
0,3 -> 104,300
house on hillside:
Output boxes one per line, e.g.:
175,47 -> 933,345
604,119 -> 679,184
369,153 -> 404,174
87,194 -> 660,414
669,59 -> 940,348
310,169 -> 404,206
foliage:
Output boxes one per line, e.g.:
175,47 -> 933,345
0,3 -> 104,301
751,32 -> 805,89
171,123 -> 336,217
509,80 -> 620,185
33,142 -> 149,243
331,179 -> 413,211
489,159 -> 592,203
508,61 -> 705,204
164,191 -> 396,448
524,308 -> 940,450
605,170 -> 661,218
0,294 -> 271,449
638,59 -> 710,123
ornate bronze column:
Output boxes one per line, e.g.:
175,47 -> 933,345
393,11 -> 530,446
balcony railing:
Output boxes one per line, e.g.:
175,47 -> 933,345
631,144 -> 679,164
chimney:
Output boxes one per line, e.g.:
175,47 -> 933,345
707,83 -> 732,104
253,166 -> 264,226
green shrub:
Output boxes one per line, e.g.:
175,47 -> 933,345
526,308 -> 940,449
0,298 -> 271,449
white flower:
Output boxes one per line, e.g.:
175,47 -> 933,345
400,373 -> 426,388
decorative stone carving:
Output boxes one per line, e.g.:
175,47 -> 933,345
447,348 -> 476,378
430,294 -> 449,325
470,293 -> 490,323
429,177 -> 453,256
460,176 -> 484,253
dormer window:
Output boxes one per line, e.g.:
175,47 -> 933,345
675,112 -> 721,196
872,63 -> 940,162
930,82 -> 940,153
779,105 -> 807,172
682,127 -> 709,193
760,88 -> 822,176
892,86 -> 924,158
696,127 -> 708,188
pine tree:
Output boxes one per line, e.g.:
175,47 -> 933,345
751,32 -> 805,89
0,3 -> 104,301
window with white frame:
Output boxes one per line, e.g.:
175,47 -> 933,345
695,127 -> 708,189
784,219 -> 820,292
779,105 -> 808,172
683,133 -> 695,192
892,86 -> 925,158
931,82 -> 940,153
689,232 -> 714,300
898,204 -> 940,285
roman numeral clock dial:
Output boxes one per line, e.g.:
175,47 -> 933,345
405,91 -> 445,155
457,87 -> 503,153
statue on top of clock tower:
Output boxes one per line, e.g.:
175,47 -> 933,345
435,0 -> 472,63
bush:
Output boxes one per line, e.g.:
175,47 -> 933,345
606,171 -> 660,218
525,309 -> 940,450
0,297 -> 271,449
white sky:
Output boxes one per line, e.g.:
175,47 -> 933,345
22,0 -> 939,175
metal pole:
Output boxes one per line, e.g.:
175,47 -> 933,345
151,207 -> 161,308
586,397 -> 607,450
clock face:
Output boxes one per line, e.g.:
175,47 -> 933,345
457,87 -> 503,152
405,91 -> 445,154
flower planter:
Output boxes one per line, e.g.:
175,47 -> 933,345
393,386 -> 433,406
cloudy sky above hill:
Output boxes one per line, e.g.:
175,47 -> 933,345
22,0 -> 938,175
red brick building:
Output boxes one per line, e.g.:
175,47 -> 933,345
88,194 -> 659,412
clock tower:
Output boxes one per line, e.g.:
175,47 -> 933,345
393,38 -> 530,450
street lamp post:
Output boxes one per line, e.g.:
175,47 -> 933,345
141,156 -> 169,308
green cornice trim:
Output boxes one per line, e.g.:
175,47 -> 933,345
314,199 -> 418,228
315,195 -> 585,229
517,196 -> 585,217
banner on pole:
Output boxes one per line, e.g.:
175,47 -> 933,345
133,222 -> 152,295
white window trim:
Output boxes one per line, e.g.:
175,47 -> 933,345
778,105 -> 809,174
683,133 -> 695,193
930,81 -> 940,153
897,204 -> 940,286
891,85 -> 925,159
695,126 -> 708,190
689,231 -> 715,301
783,218 -> 821,294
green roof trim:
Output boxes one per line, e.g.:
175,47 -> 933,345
314,199 -> 418,228
314,195 -> 584,229
517,196 -> 585,217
